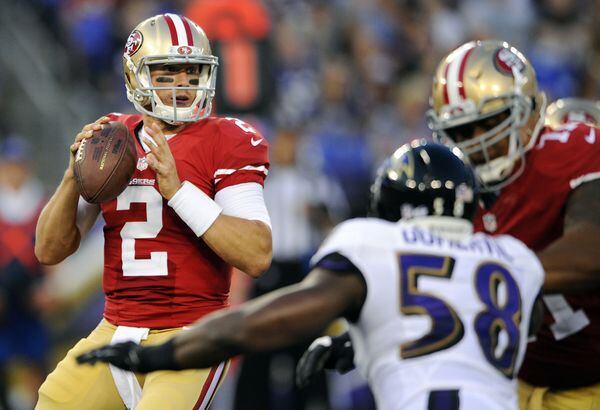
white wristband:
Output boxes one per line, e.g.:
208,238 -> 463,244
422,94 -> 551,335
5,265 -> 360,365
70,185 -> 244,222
168,181 -> 222,237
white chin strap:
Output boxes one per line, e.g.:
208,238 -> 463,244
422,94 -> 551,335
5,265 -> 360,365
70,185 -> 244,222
151,89 -> 205,124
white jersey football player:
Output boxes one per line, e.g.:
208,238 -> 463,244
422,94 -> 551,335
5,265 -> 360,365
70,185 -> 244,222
77,141 -> 544,410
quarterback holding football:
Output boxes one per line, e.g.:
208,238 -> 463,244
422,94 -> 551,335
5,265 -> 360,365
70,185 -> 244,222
34,14 -> 272,410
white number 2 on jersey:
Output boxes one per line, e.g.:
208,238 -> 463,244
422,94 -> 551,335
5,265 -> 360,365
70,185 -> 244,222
117,186 -> 168,276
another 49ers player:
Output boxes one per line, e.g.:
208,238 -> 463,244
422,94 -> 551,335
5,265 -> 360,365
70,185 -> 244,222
34,14 -> 272,410
428,40 -> 600,409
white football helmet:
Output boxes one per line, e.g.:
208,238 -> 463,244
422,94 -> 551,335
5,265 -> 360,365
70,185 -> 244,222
123,14 -> 218,124
427,40 -> 547,191
545,98 -> 600,128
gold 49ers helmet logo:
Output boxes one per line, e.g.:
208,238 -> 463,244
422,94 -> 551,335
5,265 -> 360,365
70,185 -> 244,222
125,30 -> 143,56
494,47 -> 525,76
177,46 -> 193,55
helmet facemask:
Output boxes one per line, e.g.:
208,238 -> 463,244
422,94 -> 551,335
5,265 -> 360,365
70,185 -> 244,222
125,52 -> 218,125
429,68 -> 547,192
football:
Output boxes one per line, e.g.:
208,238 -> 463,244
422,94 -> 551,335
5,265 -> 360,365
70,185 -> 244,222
74,121 -> 137,204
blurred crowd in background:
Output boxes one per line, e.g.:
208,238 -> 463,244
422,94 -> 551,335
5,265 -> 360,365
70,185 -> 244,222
0,0 -> 599,409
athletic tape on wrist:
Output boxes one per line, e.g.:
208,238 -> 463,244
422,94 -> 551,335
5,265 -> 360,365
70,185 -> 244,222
168,181 -> 222,237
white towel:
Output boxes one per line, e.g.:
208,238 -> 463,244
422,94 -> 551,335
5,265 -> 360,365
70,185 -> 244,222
109,326 -> 150,409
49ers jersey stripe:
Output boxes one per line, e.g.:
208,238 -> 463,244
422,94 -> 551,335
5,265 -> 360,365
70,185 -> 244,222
569,171 -> 600,189
213,165 -> 269,178
213,165 -> 269,183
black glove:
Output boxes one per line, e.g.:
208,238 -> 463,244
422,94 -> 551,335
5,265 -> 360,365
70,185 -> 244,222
77,341 -> 145,372
76,339 -> 178,373
296,332 -> 355,388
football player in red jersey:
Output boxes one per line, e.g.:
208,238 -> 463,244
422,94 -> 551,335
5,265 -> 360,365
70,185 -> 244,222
428,40 -> 600,410
297,40 -> 600,410
34,13 -> 272,410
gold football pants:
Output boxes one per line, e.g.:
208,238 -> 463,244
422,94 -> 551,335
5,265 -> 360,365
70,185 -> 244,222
519,379 -> 600,410
36,319 -> 228,409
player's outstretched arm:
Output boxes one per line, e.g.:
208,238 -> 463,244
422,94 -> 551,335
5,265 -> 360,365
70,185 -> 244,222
77,267 -> 366,371
35,117 -> 108,264
538,178 -> 600,292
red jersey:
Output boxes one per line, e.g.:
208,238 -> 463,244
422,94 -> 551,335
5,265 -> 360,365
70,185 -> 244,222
474,123 -> 600,389
99,113 -> 269,328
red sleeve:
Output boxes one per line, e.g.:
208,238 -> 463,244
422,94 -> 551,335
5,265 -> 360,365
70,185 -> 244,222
213,117 -> 270,191
535,124 -> 600,189
105,112 -> 143,131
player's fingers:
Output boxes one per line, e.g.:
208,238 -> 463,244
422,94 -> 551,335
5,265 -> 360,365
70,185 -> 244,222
142,137 -> 160,157
75,127 -> 92,141
81,119 -> 105,133
71,133 -> 92,153
70,140 -> 85,153
296,356 -> 310,388
76,351 -> 98,365
296,348 -> 321,388
75,121 -> 105,144
146,153 -> 158,170
146,154 -> 168,176
80,123 -> 95,132
94,116 -> 111,124
150,161 -> 169,179
146,123 -> 167,147
75,129 -> 95,142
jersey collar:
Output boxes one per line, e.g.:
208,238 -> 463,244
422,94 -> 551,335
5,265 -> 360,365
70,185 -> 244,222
139,126 -> 176,153
403,216 -> 474,241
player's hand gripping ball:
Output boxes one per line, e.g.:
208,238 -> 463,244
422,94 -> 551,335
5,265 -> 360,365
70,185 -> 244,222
73,121 -> 136,203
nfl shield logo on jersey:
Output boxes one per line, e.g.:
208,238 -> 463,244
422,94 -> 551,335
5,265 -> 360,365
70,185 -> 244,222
483,213 -> 497,232
137,157 -> 148,171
